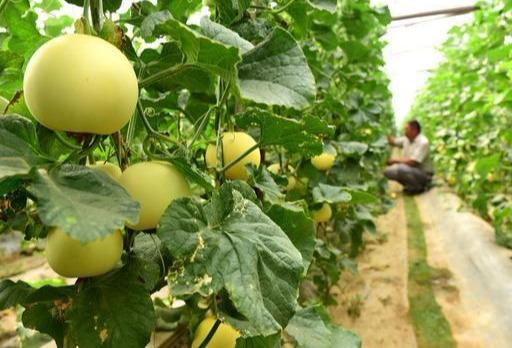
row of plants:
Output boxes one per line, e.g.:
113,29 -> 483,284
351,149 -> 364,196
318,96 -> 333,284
0,0 -> 393,347
410,0 -> 512,248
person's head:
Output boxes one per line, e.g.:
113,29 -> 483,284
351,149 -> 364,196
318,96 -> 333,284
404,120 -> 421,141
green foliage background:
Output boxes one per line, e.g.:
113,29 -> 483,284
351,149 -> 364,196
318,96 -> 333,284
411,0 -> 512,248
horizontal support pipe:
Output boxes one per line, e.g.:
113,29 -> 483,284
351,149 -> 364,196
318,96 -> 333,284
392,5 -> 478,21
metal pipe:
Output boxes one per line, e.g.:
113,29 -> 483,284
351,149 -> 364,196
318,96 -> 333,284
392,5 -> 478,21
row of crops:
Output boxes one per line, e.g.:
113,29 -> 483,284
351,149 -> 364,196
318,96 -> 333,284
0,0 -> 394,347
411,0 -> 512,248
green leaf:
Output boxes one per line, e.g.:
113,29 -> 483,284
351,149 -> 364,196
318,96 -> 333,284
266,202 -> 316,272
158,183 -> 303,336
286,305 -> 361,348
130,233 -> 170,291
2,0 -> 46,58
0,115 -> 45,171
0,50 -> 24,96
340,41 -> 370,62
35,0 -> 62,12
312,184 -> 351,204
0,115 -> 44,187
237,28 -> 316,109
475,154 -> 500,176
247,165 -> 285,204
44,16 -> 74,37
345,189 -> 377,205
0,157 -> 32,180
235,333 -> 281,348
63,0 -> 122,12
0,279 -> 35,310
22,285 -> 74,348
162,0 -> 203,22
338,141 -> 369,156
28,165 -> 140,242
168,157 -> 215,192
141,11 -> 241,81
306,0 -> 337,13
212,0 -> 251,25
66,267 -> 156,348
236,109 -> 325,156
200,17 -> 254,54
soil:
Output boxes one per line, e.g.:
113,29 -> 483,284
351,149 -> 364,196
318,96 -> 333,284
330,185 -> 417,348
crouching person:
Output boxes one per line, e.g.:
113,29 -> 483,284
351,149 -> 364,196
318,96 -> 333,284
385,120 -> 434,194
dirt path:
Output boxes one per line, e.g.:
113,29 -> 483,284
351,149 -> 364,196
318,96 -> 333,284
330,192 -> 417,348
415,187 -> 512,348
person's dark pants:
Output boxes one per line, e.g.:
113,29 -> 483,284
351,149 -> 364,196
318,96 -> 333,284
384,164 -> 432,192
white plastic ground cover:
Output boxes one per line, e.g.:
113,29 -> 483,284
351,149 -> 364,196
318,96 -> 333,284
416,188 -> 512,348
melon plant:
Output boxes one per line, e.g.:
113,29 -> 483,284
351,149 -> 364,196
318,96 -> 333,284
0,0 -> 393,347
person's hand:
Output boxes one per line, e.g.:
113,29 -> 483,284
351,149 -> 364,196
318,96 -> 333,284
387,158 -> 397,165
387,135 -> 394,145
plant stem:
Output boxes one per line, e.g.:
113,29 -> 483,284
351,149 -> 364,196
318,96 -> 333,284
82,0 -> 90,19
149,234 -> 167,277
214,109 -> 224,182
187,80 -> 228,150
111,132 -> 128,170
137,101 -> 180,146
138,64 -> 193,88
54,131 -> 82,150
176,111 -> 181,142
90,0 -> 104,33
76,135 -> 99,165
0,0 -> 10,18
272,0 -> 297,13
187,107 -> 214,152
198,319 -> 221,348
220,142 -> 261,173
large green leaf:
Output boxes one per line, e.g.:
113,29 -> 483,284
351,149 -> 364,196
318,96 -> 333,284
212,0 -> 251,25
66,267 -> 156,348
0,157 -> 32,180
157,183 -> 303,336
63,0 -> 122,12
22,285 -> 74,348
28,165 -> 140,242
235,333 -> 281,348
141,11 -> 241,81
168,156 -> 215,192
266,202 -> 316,272
0,115 -> 45,169
247,165 -> 285,204
286,305 -> 361,348
312,183 -> 351,203
475,154 -> 500,176
0,115 -> 47,187
237,28 -> 316,109
337,141 -> 369,156
236,109 -> 330,156
1,0 -> 47,58
130,233 -> 171,292
200,17 -> 254,54
0,280 -> 35,310
306,0 -> 337,13
345,189 -> 378,204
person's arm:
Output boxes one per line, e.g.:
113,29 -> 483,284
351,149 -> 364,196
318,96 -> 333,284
388,135 -> 404,148
388,140 -> 428,167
